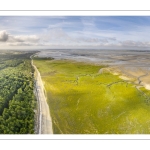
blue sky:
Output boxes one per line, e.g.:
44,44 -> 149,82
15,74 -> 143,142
1,16 -> 150,49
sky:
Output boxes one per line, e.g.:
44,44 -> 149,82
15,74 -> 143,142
1,16 -> 150,50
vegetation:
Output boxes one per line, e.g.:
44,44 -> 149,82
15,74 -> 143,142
0,51 -> 36,134
34,59 -> 150,134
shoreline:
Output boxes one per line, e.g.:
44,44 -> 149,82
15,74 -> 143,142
108,66 -> 150,91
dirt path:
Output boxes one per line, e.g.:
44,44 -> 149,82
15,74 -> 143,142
30,55 -> 53,134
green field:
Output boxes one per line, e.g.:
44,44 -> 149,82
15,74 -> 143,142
34,58 -> 150,134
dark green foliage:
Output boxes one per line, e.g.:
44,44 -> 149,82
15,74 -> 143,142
0,51 -> 36,134
34,56 -> 54,60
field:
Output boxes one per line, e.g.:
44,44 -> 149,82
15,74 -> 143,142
34,58 -> 150,134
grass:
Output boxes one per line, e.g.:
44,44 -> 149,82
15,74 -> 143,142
33,59 -> 150,134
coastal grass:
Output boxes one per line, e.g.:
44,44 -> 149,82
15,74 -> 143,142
34,59 -> 150,134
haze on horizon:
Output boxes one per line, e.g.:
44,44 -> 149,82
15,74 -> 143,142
1,16 -> 150,50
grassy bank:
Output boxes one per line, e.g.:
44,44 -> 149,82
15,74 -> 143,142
33,58 -> 150,134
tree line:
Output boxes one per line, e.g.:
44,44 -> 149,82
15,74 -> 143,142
0,52 -> 36,134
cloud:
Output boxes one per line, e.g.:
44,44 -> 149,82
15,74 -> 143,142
0,30 -> 41,48
40,28 -> 73,46
1,22 -> 150,50
41,28 -> 69,40
108,37 -> 116,41
0,30 -> 9,42
40,28 -> 117,46
6,35 -> 40,47
9,35 -> 39,43
1,16 -> 150,50
7,42 -> 41,46
119,40 -> 150,48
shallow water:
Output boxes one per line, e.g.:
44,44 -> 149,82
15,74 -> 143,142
37,49 -> 150,68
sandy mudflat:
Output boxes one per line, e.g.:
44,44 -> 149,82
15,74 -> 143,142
109,65 -> 150,90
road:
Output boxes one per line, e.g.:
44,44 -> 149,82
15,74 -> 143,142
30,55 -> 53,134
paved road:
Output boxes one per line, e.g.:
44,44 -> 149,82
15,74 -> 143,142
31,55 -> 53,134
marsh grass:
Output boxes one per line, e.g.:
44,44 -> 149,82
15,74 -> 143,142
34,59 -> 150,134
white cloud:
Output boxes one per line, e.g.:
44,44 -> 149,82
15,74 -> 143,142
1,27 -> 150,50
7,42 -> 41,46
8,35 -> 39,43
40,28 -> 117,46
0,30 -> 9,42
0,30 -> 40,47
